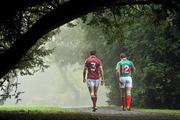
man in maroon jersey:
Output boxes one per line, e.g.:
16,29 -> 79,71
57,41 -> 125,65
83,50 -> 104,112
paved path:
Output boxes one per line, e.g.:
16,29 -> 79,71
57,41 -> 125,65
71,106 -> 180,120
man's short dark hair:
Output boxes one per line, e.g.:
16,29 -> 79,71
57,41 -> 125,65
120,53 -> 126,59
90,50 -> 96,55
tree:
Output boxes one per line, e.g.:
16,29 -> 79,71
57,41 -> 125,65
48,23 -> 84,105
0,0 -> 179,79
79,4 -> 180,108
0,0 -> 179,106
0,2 -> 56,104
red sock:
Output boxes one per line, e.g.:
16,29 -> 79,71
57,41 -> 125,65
124,96 -> 127,108
121,96 -> 127,108
121,96 -> 123,106
94,96 -> 97,103
127,96 -> 132,108
91,96 -> 97,108
94,96 -> 97,107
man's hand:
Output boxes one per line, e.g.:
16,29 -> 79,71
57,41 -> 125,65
116,72 -> 120,83
83,78 -> 86,83
83,67 -> 87,83
100,76 -> 104,86
100,80 -> 104,86
119,78 -> 123,85
119,81 -> 123,85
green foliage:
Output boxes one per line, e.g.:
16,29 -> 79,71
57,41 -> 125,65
0,3 -> 56,104
80,4 -> 180,109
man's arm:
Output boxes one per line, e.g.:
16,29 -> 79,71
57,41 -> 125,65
131,62 -> 136,74
115,62 -> 120,83
99,65 -> 104,85
116,71 -> 120,82
83,67 -> 87,83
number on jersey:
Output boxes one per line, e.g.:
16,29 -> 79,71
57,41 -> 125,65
121,65 -> 131,73
90,62 -> 96,71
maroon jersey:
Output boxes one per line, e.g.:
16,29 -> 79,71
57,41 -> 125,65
85,55 -> 102,79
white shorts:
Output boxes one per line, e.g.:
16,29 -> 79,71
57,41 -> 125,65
86,79 -> 100,87
119,76 -> 132,88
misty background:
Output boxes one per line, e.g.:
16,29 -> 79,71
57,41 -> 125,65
4,21 -> 109,107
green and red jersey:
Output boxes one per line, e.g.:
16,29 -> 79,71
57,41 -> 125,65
116,58 -> 135,77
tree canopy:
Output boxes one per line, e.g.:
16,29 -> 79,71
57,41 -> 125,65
0,0 -> 180,79
0,0 -> 180,107
78,3 -> 180,108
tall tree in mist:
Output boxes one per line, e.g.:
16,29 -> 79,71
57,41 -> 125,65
49,24 -> 85,106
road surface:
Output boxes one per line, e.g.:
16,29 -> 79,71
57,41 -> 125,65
71,106 -> 180,120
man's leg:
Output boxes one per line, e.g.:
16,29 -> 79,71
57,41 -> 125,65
88,86 -> 95,108
93,86 -> 99,110
119,77 -> 126,110
126,87 -> 132,111
126,77 -> 132,111
87,79 -> 96,110
120,88 -> 126,110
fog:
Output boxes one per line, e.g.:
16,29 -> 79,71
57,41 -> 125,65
4,21 -> 109,108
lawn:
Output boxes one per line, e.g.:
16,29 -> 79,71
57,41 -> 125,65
138,108 -> 180,117
0,106 -> 179,120
0,105 -> 73,113
0,106 -> 95,120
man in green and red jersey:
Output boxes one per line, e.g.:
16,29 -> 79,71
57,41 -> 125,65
83,50 -> 104,112
116,53 -> 135,111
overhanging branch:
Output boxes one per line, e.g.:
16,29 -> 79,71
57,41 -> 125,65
0,0 -> 179,79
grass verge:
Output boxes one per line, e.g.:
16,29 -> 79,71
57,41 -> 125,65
0,106 -> 179,120
138,108 -> 180,116
0,105 -> 97,120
